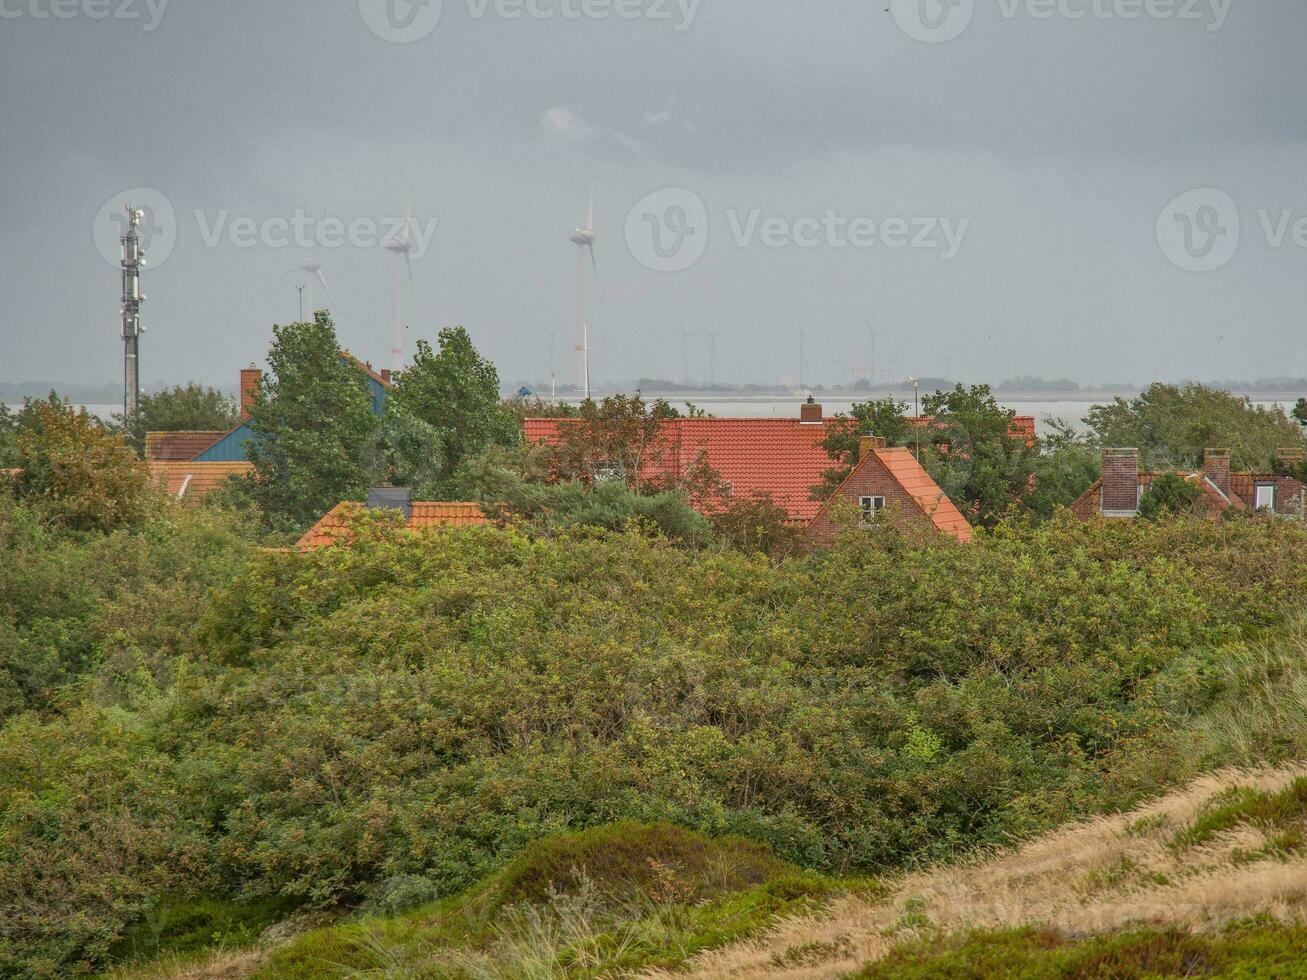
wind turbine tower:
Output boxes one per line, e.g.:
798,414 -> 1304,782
288,259 -> 332,317
384,203 -> 415,374
120,205 -> 146,420
570,190 -> 598,395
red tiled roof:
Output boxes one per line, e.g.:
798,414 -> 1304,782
148,461 -> 252,503
523,414 -> 1037,523
298,501 -> 489,550
809,446 -> 974,543
145,430 -> 227,461
524,417 -> 843,522
339,351 -> 393,389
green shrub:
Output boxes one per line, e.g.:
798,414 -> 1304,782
855,922 -> 1307,978
3,513 -> 1307,973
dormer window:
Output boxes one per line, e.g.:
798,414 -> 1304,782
1254,483 -> 1276,511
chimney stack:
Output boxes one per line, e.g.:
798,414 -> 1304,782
1101,449 -> 1141,515
366,486 -> 413,520
860,433 -> 887,458
800,397 -> 823,424
381,369 -> 392,385
1203,448 -> 1231,495
239,366 -> 262,422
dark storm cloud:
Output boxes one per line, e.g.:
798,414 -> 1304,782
3,0 -> 1307,390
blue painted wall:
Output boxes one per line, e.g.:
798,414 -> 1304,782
194,359 -> 389,463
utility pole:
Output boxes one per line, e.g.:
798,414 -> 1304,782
908,376 -> 921,459
120,205 -> 146,421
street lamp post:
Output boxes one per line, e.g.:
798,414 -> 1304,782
908,376 -> 921,458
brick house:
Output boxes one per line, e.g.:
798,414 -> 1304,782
1072,447 -> 1307,520
524,401 -> 1032,528
807,436 -> 974,544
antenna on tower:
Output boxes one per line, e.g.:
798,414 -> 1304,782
120,204 -> 146,420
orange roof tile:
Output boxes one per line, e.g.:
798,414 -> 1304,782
812,446 -> 974,543
297,501 -> 490,550
523,414 -> 1035,524
145,430 -> 227,461
148,461 -> 252,504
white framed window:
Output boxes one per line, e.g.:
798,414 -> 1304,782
860,495 -> 886,526
592,461 -> 624,484
1254,483 -> 1276,511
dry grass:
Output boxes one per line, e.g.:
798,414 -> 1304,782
658,764 -> 1307,980
106,947 -> 268,980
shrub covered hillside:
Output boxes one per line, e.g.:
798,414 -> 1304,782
2,510 -> 1305,975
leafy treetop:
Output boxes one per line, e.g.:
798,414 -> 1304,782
245,313 -> 380,527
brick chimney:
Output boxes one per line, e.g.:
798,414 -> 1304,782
381,369 -> 392,385
860,433 -> 887,458
800,397 -> 823,424
1203,448 -> 1231,496
1101,449 -> 1141,515
239,366 -> 262,422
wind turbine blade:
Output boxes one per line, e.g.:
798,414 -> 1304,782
403,195 -> 413,242
315,269 -> 334,304
586,187 -> 595,232
588,243 -> 598,282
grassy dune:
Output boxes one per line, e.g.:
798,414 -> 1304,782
668,766 -> 1307,978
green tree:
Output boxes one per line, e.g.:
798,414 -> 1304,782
711,492 -> 807,560
383,327 -> 518,497
246,314 -> 380,527
1294,398 -> 1307,428
813,397 -> 912,498
0,402 -> 15,467
120,384 -> 240,454
1137,472 -> 1202,520
549,394 -> 684,494
1027,420 -> 1101,519
920,384 -> 1036,527
11,399 -> 150,532
1084,383 -> 1306,470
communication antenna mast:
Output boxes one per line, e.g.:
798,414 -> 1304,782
120,205 -> 147,420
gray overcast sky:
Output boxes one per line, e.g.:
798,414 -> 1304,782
2,0 -> 1306,391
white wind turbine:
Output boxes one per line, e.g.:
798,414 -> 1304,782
383,200 -> 416,374
288,258 -> 333,317
569,189 -> 598,398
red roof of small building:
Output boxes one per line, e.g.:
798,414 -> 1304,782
297,501 -> 489,550
523,413 -> 1036,524
524,416 -> 844,522
148,461 -> 252,503
145,430 -> 227,461
810,445 -> 975,543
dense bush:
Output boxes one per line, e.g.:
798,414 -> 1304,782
0,495 -> 254,720
2,511 -> 1306,974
